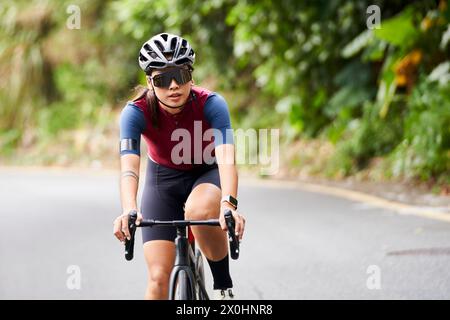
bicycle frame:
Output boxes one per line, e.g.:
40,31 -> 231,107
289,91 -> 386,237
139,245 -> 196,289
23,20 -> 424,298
168,226 -> 209,300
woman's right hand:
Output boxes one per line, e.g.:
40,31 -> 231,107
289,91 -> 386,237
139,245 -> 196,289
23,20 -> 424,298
113,210 -> 143,243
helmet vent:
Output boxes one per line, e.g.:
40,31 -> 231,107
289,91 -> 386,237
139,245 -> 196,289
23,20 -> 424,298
160,33 -> 168,41
139,53 -> 148,62
150,61 -> 166,67
170,38 -> 177,51
163,52 -> 173,60
143,44 -> 152,52
175,58 -> 190,65
154,40 -> 164,52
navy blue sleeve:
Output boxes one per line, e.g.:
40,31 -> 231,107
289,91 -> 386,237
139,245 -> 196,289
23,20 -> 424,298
203,93 -> 234,146
119,103 -> 146,156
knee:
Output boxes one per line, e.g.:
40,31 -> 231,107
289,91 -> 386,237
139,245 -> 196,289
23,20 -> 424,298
148,266 -> 171,288
185,199 -> 219,220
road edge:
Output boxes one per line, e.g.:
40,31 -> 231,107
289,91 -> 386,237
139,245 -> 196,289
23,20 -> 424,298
1,165 -> 449,223
240,177 -> 450,223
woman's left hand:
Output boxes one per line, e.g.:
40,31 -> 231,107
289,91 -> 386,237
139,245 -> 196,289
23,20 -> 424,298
219,203 -> 246,241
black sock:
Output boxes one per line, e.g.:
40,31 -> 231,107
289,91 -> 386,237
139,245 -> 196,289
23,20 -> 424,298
206,254 -> 233,290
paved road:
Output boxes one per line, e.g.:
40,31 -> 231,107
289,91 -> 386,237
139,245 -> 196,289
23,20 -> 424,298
1,169 -> 449,299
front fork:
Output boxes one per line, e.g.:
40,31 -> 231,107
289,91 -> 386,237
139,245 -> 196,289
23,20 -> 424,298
168,227 -> 197,300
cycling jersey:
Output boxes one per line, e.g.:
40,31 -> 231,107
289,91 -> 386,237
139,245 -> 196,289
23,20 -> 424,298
119,86 -> 234,170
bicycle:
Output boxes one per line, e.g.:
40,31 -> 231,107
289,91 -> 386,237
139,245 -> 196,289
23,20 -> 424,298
124,209 -> 240,300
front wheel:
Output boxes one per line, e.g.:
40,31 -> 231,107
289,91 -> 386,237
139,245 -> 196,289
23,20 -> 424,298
173,270 -> 193,300
195,250 -> 207,300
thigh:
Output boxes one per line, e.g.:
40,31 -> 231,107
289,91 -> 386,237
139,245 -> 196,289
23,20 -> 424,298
191,166 -> 221,191
185,167 -> 222,219
141,160 -> 187,243
143,240 -> 175,277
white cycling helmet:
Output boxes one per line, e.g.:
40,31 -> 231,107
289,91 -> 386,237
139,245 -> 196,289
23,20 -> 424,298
138,33 -> 195,74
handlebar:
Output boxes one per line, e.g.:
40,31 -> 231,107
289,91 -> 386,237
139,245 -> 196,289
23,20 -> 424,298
224,210 -> 240,260
124,210 -> 138,261
124,209 -> 240,261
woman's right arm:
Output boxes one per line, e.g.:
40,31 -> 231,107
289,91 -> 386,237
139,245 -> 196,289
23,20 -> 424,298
113,154 -> 142,242
120,154 -> 140,215
113,104 -> 146,243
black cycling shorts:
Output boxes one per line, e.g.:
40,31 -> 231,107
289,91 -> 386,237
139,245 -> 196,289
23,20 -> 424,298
140,159 -> 221,243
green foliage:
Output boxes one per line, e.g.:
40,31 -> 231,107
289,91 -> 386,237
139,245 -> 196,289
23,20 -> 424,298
390,76 -> 450,180
0,0 -> 448,184
374,7 -> 419,48
326,0 -> 449,181
227,1 -> 371,136
329,100 -> 404,175
0,0 -> 135,157
0,0 -> 57,132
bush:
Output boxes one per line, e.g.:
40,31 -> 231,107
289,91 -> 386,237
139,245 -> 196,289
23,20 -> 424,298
390,76 -> 450,181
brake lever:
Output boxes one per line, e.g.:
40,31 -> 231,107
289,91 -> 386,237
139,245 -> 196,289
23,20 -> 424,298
224,209 -> 240,260
124,210 -> 138,261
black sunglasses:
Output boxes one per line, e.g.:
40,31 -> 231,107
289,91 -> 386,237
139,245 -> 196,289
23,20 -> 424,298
150,68 -> 192,88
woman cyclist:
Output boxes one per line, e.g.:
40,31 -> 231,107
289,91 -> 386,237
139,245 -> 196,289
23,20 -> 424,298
113,33 -> 245,300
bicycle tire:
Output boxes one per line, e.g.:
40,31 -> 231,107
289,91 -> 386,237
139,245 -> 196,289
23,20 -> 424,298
173,270 -> 193,300
195,249 -> 207,300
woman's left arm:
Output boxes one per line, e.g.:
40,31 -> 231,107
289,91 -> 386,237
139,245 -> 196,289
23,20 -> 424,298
215,143 -> 246,240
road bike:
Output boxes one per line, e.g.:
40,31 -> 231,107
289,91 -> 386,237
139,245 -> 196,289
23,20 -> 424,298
124,209 -> 240,300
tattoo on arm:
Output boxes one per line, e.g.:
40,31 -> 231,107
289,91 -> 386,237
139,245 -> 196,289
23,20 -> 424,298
121,170 -> 139,182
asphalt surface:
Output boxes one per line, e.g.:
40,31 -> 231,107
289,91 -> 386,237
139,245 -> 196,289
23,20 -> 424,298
1,169 -> 450,299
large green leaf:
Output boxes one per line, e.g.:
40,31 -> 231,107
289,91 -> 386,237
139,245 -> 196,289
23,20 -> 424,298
374,8 -> 419,48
